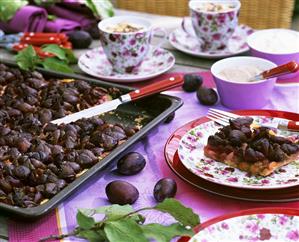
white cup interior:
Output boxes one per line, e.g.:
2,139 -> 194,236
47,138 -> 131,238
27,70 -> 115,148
189,0 -> 241,13
247,29 -> 299,54
211,56 -> 277,84
98,16 -> 151,34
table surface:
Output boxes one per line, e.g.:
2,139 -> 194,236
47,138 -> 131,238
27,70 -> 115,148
0,9 -> 298,241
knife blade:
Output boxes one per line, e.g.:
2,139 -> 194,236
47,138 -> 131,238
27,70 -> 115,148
51,75 -> 183,125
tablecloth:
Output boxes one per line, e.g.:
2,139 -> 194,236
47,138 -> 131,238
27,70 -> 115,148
9,72 -> 299,242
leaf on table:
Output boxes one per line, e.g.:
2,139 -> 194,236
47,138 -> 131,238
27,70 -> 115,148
104,219 -> 148,242
154,199 -> 200,227
64,48 -> 77,64
41,44 -> 77,64
42,44 -> 66,60
85,0 -> 114,19
79,208 -> 97,217
0,0 -> 28,22
33,0 -> 56,7
141,223 -> 194,242
84,204 -> 144,222
47,14 -> 57,21
76,210 -> 95,230
15,45 -> 41,71
95,204 -> 134,219
78,230 -> 106,242
41,57 -> 74,73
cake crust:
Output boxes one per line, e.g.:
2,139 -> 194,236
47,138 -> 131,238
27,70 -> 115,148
204,117 -> 299,177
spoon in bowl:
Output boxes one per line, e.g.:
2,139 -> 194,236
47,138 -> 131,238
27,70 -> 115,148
249,61 -> 299,82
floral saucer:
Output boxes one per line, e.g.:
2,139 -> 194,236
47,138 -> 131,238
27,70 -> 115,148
169,18 -> 254,59
178,115 -> 299,190
179,208 -> 299,242
78,46 -> 175,83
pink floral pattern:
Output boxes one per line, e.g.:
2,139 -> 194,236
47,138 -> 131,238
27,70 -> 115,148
169,18 -> 253,58
190,6 -> 239,51
178,115 -> 299,189
78,47 -> 175,83
99,30 -> 151,73
190,213 -> 299,242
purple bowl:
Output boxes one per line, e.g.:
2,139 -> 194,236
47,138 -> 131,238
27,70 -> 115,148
247,29 -> 299,79
211,57 -> 277,109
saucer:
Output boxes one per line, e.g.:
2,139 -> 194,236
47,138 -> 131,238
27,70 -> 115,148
169,18 -> 254,59
78,46 -> 175,83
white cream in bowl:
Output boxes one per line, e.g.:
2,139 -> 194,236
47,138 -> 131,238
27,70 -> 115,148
218,65 -> 266,82
247,29 -> 299,54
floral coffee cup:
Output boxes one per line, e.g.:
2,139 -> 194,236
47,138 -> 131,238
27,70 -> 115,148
98,16 -> 166,73
187,0 -> 241,51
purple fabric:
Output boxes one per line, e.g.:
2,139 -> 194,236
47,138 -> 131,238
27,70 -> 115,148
46,5 -> 96,30
59,1 -> 96,15
0,5 -> 47,33
45,18 -> 81,33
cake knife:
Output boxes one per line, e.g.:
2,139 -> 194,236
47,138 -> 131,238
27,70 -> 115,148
51,75 -> 183,125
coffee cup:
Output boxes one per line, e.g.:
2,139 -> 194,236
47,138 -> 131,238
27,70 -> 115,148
187,0 -> 241,51
98,16 -> 166,73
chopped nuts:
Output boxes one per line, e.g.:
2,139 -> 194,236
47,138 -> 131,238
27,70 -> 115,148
106,23 -> 144,33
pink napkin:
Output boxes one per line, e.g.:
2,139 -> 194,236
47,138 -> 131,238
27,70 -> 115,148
45,18 -> 81,33
0,5 -> 47,33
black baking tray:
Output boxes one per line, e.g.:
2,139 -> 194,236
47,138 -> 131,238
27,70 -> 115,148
0,60 -> 183,218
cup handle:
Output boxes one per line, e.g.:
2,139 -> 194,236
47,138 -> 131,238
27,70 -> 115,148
151,27 -> 167,53
181,17 -> 193,36
181,17 -> 204,45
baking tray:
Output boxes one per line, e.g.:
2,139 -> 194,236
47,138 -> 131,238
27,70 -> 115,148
0,60 -> 183,218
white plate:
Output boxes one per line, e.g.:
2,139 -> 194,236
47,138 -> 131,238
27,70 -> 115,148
78,46 -> 175,83
169,18 -> 254,59
189,209 -> 299,242
178,115 -> 299,190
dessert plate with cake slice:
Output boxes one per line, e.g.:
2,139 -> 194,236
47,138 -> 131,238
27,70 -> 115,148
177,110 -> 299,190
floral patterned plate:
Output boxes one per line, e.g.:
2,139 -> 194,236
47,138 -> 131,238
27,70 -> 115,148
179,208 -> 299,242
78,46 -> 175,83
165,110 -> 299,202
168,18 -> 254,59
178,114 -> 299,190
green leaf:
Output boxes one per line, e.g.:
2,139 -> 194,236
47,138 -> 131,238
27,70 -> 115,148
154,199 -> 200,227
141,223 -> 194,242
76,210 -> 95,230
41,44 -> 77,64
95,204 -> 134,219
41,57 -> 74,73
85,0 -> 114,18
0,0 -> 28,22
78,230 -> 106,242
63,48 -> 77,64
15,45 -> 41,71
33,0 -> 57,7
42,44 -> 66,61
47,14 -> 57,21
82,204 -> 144,222
104,219 -> 148,242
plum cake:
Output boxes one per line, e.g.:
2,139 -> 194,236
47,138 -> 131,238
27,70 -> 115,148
204,117 -> 299,176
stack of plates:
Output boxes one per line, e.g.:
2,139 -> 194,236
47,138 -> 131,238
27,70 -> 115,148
165,110 -> 299,202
